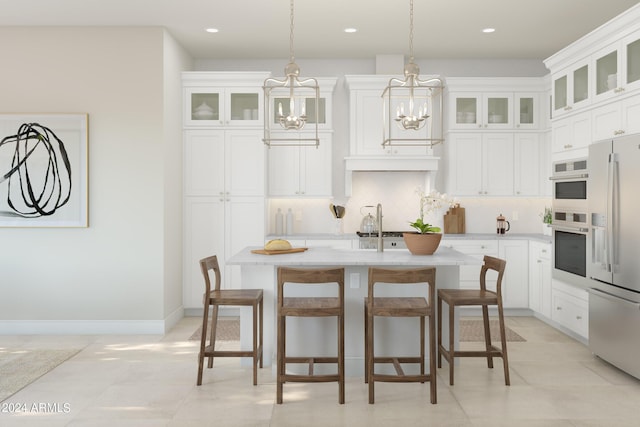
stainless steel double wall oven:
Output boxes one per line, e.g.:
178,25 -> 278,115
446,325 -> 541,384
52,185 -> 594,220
550,158 -> 589,288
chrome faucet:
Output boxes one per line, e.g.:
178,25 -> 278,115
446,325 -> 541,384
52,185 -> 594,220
376,203 -> 383,252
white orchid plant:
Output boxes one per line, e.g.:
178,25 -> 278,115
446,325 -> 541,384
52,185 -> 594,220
409,187 -> 458,234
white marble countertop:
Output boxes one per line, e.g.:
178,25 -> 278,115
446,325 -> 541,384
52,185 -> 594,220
266,232 -> 551,244
227,246 -> 482,266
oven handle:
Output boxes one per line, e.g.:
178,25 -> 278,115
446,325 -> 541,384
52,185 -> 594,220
551,225 -> 589,234
549,173 -> 589,181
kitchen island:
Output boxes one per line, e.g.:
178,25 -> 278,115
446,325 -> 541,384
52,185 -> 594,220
227,246 -> 482,376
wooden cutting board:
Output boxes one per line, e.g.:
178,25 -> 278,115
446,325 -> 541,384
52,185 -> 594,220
444,207 -> 465,234
251,247 -> 308,255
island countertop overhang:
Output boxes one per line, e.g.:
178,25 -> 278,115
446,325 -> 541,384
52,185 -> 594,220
227,246 -> 482,267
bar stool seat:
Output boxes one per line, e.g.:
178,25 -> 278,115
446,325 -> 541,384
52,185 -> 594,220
437,255 -> 510,386
364,267 -> 437,404
277,267 -> 345,404
197,255 -> 263,386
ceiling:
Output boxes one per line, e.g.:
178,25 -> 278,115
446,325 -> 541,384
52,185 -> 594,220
1,0 -> 639,60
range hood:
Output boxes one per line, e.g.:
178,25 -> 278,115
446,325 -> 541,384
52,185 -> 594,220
344,155 -> 439,196
345,155 -> 439,172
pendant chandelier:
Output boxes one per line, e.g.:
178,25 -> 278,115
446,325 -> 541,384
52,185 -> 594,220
263,0 -> 320,147
382,0 -> 444,147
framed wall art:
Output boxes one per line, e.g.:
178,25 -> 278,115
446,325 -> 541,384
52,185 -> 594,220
0,113 -> 88,227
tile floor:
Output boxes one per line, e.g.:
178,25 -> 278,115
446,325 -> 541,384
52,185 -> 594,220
1,316 -> 640,426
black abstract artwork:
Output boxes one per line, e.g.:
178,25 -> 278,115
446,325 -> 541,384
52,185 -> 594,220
0,123 -> 72,218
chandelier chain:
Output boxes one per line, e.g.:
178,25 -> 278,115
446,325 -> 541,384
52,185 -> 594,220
409,0 -> 414,62
289,0 -> 295,63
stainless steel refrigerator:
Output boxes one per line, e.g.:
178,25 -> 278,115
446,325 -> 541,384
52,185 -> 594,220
588,135 -> 640,379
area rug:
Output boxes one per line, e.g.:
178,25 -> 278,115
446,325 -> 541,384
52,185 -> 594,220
459,319 -> 525,342
189,317 -> 240,341
188,318 -> 524,342
0,348 -> 81,402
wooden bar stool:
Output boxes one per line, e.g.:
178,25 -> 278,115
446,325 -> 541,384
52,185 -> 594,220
364,267 -> 437,404
276,267 -> 345,404
437,255 -> 510,386
197,255 -> 263,386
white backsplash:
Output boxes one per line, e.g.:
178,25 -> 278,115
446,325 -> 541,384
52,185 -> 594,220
268,172 -> 551,236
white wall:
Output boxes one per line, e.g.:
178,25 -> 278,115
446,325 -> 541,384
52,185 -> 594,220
162,31 -> 194,324
0,27 -> 192,333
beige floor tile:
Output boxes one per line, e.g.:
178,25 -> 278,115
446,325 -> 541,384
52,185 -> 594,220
2,316 -> 640,427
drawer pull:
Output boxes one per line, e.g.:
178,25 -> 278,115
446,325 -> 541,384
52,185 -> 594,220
556,306 -> 562,310
576,316 -> 582,320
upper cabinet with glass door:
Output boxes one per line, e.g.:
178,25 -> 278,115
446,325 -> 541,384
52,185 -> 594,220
551,58 -> 590,118
450,92 -> 512,130
447,78 -> 545,130
182,72 -> 270,127
592,29 -> 640,103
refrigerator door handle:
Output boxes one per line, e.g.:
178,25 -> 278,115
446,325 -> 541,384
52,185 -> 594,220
589,287 -> 640,310
606,153 -> 617,273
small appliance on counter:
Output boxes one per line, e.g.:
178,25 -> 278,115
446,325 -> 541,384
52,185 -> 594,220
496,213 -> 510,234
359,205 -> 378,234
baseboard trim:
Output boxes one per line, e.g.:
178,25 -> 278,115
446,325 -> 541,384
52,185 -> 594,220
163,306 -> 184,333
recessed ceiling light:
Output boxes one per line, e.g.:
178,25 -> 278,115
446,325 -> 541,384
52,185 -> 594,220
482,28 -> 496,33
344,28 -> 357,33
205,28 -> 219,33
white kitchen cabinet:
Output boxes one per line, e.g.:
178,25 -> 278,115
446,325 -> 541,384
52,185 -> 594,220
528,240 -> 551,318
514,133 -> 542,196
449,92 -> 513,130
551,279 -> 589,339
498,240 -> 529,309
183,128 -> 266,306
447,78 -> 545,131
345,76 -> 435,157
442,239 -> 498,291
183,196 -> 266,308
551,110 -> 591,156
592,30 -> 640,104
450,91 -> 540,129
591,95 -> 640,140
268,132 -> 332,197
185,129 -> 265,197
551,58 -> 591,118
514,93 -> 539,130
182,72 -> 269,128
182,72 -> 270,308
442,239 -> 528,309
446,133 -> 514,196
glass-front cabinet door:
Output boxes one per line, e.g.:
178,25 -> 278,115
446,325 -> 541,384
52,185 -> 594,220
623,31 -> 640,93
593,45 -> 620,102
514,93 -> 538,129
483,93 -> 512,129
451,94 -> 480,129
184,87 -> 262,127
572,64 -> 589,105
450,92 -> 513,129
552,58 -> 590,118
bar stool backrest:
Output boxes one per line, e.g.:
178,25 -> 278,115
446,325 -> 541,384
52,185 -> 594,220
480,255 -> 507,296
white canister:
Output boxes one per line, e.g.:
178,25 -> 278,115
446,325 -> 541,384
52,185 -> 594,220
285,208 -> 294,235
275,208 -> 283,234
